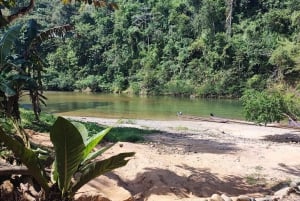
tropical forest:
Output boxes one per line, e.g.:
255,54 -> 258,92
0,0 -> 300,200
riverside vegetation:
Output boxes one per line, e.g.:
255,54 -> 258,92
0,0 -> 299,124
0,0 -> 300,200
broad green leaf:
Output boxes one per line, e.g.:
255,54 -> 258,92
0,25 -> 22,66
81,143 -> 115,166
0,83 -> 15,97
71,121 -> 89,141
72,152 -> 135,194
51,159 -> 58,184
50,117 -> 85,194
0,126 -> 49,192
83,127 -> 111,159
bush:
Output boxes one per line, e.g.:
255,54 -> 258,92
164,79 -> 195,96
75,75 -> 105,92
241,89 -> 286,125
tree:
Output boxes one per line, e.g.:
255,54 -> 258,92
0,0 -> 34,27
0,20 -> 74,120
240,89 -> 299,125
0,0 -> 118,28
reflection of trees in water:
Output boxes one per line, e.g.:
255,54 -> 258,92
20,93 -> 244,119
22,102 -> 111,113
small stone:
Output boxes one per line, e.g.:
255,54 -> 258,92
231,197 -> 238,201
75,192 -> 111,201
221,193 -> 232,201
255,197 -> 273,201
119,143 -> 123,147
0,180 -> 14,201
274,186 -> 290,198
133,192 -> 143,200
290,179 -> 300,187
23,192 -> 36,201
236,195 -> 254,201
122,196 -> 134,201
211,193 -> 224,201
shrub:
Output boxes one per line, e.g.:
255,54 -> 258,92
241,89 -> 286,125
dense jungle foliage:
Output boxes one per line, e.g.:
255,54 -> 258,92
4,0 -> 298,98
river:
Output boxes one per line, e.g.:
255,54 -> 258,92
20,91 -> 244,120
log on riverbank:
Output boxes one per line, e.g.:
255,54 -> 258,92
177,114 -> 300,130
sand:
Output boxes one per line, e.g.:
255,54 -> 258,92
31,116 -> 300,201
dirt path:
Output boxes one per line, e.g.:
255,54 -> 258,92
33,117 -> 300,201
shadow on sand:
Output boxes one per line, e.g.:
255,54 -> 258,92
263,132 -> 300,143
97,166 -> 271,200
145,131 -> 240,154
275,163 -> 300,177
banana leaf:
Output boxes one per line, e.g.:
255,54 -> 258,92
0,126 -> 49,192
0,25 -> 22,66
80,143 -> 115,166
50,117 -> 85,194
83,127 -> 111,159
72,152 -> 135,194
0,83 -> 15,97
71,121 -> 89,141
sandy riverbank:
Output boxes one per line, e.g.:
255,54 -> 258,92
30,116 -> 300,201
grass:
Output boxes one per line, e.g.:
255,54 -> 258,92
20,108 -> 57,132
117,119 -> 136,124
20,109 -> 157,142
245,166 -> 267,186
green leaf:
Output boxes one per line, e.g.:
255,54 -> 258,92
81,143 -> 115,166
51,159 -> 58,184
0,126 -> 49,192
50,117 -> 85,194
0,25 -> 22,66
72,152 -> 135,194
0,83 -> 16,97
71,121 -> 89,141
83,127 -> 111,159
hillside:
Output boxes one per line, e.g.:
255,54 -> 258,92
15,0 -> 300,97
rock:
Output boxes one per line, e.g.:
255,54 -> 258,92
133,192 -> 144,201
236,195 -> 254,201
0,180 -> 14,201
290,179 -> 300,187
221,193 -> 232,201
82,87 -> 92,92
75,192 -> 111,201
255,197 -> 273,201
211,193 -> 225,201
122,196 -> 134,201
231,197 -> 238,201
23,192 -> 36,201
274,186 -> 291,198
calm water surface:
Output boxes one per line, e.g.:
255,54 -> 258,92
20,92 -> 244,120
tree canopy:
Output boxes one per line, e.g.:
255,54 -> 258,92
1,0 -> 300,99
13,0 -> 296,98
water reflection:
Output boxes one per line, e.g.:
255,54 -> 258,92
44,102 -> 112,113
20,92 -> 244,120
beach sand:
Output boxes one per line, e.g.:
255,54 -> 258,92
30,116 -> 300,201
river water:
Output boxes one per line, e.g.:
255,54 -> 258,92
20,91 -> 244,120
